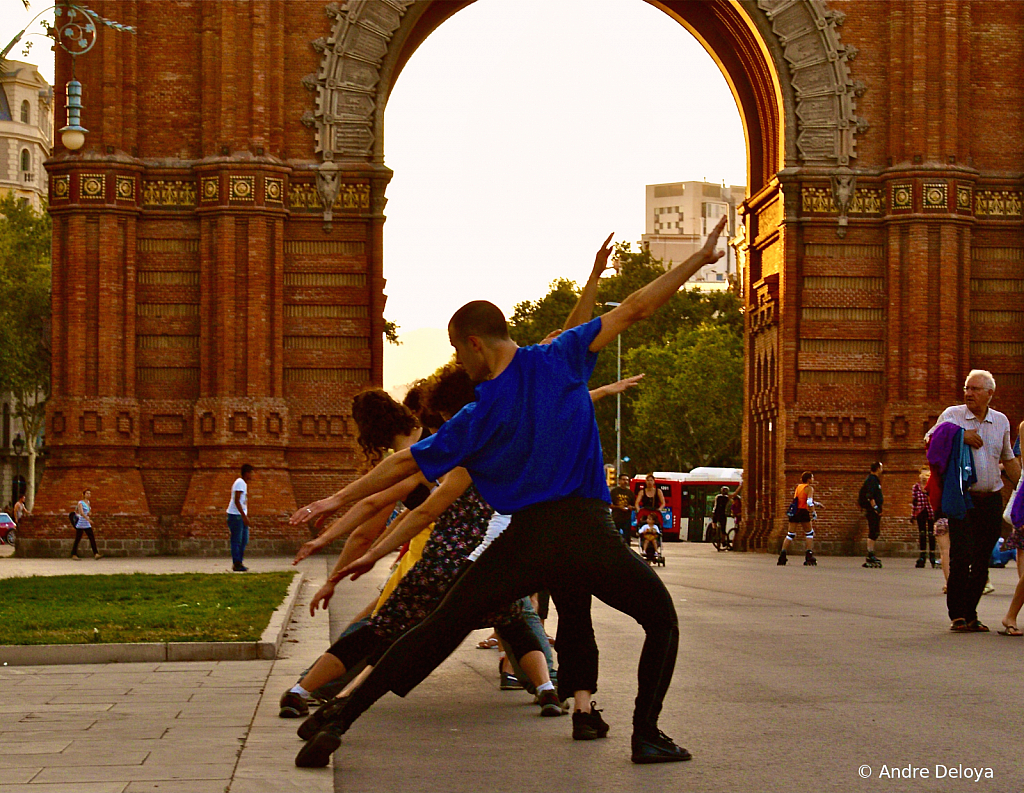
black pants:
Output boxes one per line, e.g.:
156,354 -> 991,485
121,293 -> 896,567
865,508 -> 881,541
326,612 -> 542,668
337,497 -> 678,732
916,512 -> 936,555
947,492 -> 1003,623
72,528 -> 98,556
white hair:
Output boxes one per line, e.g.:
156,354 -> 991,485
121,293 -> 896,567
966,369 -> 996,391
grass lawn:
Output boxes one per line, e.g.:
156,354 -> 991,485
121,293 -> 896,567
0,572 -> 295,645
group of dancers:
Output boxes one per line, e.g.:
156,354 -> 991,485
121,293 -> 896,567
279,216 -> 729,770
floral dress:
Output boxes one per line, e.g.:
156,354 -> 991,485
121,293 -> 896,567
369,483 -> 522,644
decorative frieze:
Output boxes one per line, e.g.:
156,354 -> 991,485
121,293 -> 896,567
975,189 -> 1023,218
142,180 -> 197,207
795,414 -> 870,440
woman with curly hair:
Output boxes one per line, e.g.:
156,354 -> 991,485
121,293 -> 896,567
280,364 -> 556,726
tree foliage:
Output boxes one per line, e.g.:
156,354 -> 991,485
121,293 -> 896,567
507,242 -> 743,477
0,194 -> 52,505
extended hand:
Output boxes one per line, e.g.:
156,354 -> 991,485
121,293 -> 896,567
289,498 -> 333,526
594,232 -> 615,274
605,373 -> 644,394
700,216 -> 728,263
292,538 -> 323,565
963,429 -> 984,449
308,581 -> 336,616
337,552 -> 378,582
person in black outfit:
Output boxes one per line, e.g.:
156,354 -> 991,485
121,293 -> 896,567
712,487 -> 730,539
859,463 -> 884,567
609,474 -> 635,545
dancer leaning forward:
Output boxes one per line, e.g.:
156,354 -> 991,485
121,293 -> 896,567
290,216 -> 729,767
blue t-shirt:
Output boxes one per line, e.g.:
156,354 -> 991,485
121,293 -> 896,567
410,317 -> 610,514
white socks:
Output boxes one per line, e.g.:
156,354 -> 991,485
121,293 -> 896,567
537,681 -> 555,693
290,684 -> 312,699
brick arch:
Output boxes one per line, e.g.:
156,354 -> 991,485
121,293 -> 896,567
305,0 -> 865,199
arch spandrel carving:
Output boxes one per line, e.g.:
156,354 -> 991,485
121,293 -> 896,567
308,0 -> 866,176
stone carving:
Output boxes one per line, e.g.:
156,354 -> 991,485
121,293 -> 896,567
830,167 -> 855,237
975,189 -> 1023,218
229,175 -> 255,202
308,0 -> 417,162
795,414 -> 869,441
756,0 -> 867,166
115,176 -> 136,202
956,185 -> 972,212
316,155 -> 341,228
143,180 -> 197,207
891,183 -> 912,211
265,177 -> 284,204
922,182 -> 948,211
80,174 -> 106,200
51,174 -> 70,200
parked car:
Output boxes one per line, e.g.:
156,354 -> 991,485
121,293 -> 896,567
0,512 -> 15,545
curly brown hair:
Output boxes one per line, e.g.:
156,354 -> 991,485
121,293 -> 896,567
425,363 -> 477,418
351,389 -> 418,467
403,378 -> 443,432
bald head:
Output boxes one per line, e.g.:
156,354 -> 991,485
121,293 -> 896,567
448,300 -> 510,343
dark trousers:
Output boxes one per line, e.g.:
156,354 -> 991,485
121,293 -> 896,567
916,512 -> 936,555
946,492 -> 1003,623
71,528 -> 97,556
227,514 -> 248,566
338,497 -> 678,732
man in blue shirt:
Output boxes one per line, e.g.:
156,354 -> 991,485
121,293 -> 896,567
292,216 -> 728,768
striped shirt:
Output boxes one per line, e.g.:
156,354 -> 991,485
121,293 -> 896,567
911,483 -> 933,519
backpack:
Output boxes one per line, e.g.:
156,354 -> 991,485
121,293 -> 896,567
68,511 -> 79,528
857,479 -> 871,509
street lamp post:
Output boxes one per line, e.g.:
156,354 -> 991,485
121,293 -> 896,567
603,302 -> 622,478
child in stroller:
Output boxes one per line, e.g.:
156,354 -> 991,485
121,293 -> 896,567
638,512 -> 662,563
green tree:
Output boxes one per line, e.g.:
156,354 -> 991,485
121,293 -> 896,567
0,194 -> 51,509
506,242 -> 743,477
624,324 -> 743,474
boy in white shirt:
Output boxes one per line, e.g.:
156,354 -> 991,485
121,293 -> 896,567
227,464 -> 254,572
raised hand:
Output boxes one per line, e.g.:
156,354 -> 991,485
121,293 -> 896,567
593,232 -> 615,274
700,215 -> 729,263
605,373 -> 645,395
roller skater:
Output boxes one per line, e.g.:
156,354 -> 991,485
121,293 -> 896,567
858,462 -> 884,570
863,552 -> 883,568
779,472 -> 818,566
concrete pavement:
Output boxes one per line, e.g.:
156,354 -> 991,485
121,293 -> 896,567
2,544 -> 1023,791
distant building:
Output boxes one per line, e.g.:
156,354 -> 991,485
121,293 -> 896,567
640,180 -> 745,290
0,59 -> 52,210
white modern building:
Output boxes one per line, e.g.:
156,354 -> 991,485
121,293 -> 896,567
640,180 -> 746,290
0,59 -> 51,210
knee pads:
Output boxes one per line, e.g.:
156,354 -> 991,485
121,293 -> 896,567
805,528 -> 814,539
786,531 -> 796,541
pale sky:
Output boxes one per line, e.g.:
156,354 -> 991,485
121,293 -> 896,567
2,0 -> 745,394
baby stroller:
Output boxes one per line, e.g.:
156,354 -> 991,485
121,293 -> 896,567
638,525 -> 665,567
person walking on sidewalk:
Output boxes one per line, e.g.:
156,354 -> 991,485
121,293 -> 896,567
609,474 -> 635,546
227,465 -> 253,572
911,468 -> 936,568
927,370 -> 1020,633
859,463 -> 884,568
778,472 -> 817,566
71,488 -> 102,560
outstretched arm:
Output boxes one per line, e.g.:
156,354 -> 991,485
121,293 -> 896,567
563,233 -> 615,332
338,468 -> 473,581
289,448 -> 422,526
292,471 -> 426,563
589,373 -> 644,402
590,215 -> 728,353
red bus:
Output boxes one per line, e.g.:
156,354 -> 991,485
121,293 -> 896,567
630,468 -> 742,542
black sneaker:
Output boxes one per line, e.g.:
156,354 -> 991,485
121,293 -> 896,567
279,691 -> 309,719
295,725 -> 343,768
536,689 -> 568,717
298,694 -> 349,741
631,728 -> 692,764
572,703 -> 610,740
233,564 -> 248,572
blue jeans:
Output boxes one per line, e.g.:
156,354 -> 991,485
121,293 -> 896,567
227,514 -> 248,566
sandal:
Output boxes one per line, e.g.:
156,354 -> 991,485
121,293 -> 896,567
476,637 -> 499,650
968,619 -> 990,633
949,618 -> 970,632
998,624 -> 1023,636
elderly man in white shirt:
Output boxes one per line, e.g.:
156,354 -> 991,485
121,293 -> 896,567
926,370 -> 1021,632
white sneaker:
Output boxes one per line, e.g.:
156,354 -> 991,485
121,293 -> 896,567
983,582 -> 995,595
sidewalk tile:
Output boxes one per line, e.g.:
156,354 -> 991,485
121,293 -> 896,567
33,763 -> 236,784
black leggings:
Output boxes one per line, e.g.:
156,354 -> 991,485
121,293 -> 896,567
72,528 -> 98,556
326,612 -> 542,669
916,512 -> 935,554
336,497 -> 678,732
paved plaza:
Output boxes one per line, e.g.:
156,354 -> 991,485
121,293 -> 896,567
0,543 -> 1020,792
